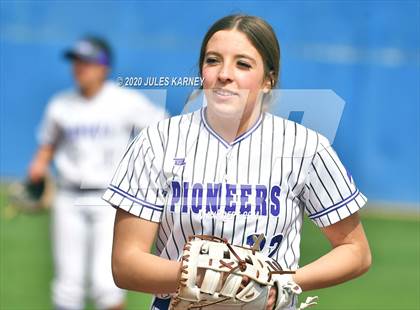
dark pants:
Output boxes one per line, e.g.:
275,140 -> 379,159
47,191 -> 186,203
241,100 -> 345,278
150,297 -> 170,310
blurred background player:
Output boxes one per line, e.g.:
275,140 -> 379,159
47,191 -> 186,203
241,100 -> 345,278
28,36 -> 167,310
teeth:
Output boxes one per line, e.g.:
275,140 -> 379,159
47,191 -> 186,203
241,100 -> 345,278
214,89 -> 236,96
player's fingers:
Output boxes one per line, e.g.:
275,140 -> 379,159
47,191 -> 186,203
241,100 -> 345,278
241,275 -> 249,285
236,275 -> 250,293
265,286 -> 277,310
28,163 -> 46,183
196,268 -> 206,287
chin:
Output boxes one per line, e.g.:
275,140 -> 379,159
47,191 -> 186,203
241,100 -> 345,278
206,99 -> 246,120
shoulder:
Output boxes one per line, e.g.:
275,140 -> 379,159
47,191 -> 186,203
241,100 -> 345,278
137,110 -> 199,144
45,88 -> 80,115
157,109 -> 199,132
104,81 -> 169,119
266,113 -> 331,156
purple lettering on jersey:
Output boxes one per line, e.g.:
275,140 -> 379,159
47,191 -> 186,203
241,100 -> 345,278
206,183 -> 222,213
246,233 -> 266,250
65,125 -> 112,140
170,181 -> 181,212
225,184 -> 236,212
255,185 -> 268,215
174,158 -> 186,166
270,185 -> 281,216
191,183 -> 203,213
182,181 -> 189,213
240,186 -> 252,214
91,125 -> 99,137
169,181 -> 282,217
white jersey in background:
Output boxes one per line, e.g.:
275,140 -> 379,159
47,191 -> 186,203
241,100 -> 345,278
38,81 -> 166,189
40,80 -> 168,310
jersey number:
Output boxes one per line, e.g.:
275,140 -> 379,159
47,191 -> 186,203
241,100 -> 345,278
246,233 -> 283,258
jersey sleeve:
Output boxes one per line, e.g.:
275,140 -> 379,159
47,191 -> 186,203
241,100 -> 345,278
37,99 -> 61,146
302,139 -> 367,228
102,129 -> 166,222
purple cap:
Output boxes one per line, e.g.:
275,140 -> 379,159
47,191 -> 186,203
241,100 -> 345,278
64,37 -> 111,66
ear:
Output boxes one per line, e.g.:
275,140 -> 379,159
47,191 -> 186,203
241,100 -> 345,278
262,71 -> 275,93
263,81 -> 271,93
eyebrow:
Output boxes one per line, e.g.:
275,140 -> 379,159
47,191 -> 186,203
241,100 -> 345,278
205,51 -> 257,65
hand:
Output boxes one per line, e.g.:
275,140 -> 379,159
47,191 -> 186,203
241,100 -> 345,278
28,160 -> 47,183
28,145 -> 54,183
266,286 -> 277,310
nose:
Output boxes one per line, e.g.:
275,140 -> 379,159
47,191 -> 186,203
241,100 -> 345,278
217,62 -> 233,83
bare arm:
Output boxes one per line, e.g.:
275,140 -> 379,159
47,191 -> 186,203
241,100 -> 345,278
28,144 -> 55,182
293,212 -> 372,291
112,208 -> 182,294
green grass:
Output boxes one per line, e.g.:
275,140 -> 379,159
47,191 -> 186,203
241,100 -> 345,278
299,213 -> 420,309
0,187 -> 152,310
1,186 -> 419,309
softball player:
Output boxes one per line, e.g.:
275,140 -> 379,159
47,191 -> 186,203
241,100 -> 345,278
103,15 -> 371,310
28,37 -> 167,310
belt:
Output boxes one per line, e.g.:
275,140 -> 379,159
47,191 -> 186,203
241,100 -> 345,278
60,185 -> 105,192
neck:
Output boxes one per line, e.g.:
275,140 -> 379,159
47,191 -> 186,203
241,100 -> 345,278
205,104 -> 262,144
80,81 -> 104,99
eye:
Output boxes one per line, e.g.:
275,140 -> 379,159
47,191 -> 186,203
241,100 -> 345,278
237,61 -> 251,69
205,57 -> 218,65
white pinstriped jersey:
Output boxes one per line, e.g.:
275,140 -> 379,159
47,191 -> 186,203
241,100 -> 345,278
103,107 -> 367,270
38,81 -> 167,189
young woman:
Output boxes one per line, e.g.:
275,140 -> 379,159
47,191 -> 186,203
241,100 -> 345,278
103,14 -> 371,310
29,37 -> 167,310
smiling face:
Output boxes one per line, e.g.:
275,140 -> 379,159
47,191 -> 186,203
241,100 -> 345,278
202,29 -> 271,121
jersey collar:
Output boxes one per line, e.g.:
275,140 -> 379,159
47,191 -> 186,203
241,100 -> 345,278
200,107 -> 264,149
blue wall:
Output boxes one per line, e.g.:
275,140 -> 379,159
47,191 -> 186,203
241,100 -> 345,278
1,1 -> 419,203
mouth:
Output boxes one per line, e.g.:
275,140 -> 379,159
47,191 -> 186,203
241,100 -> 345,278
212,88 -> 239,97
